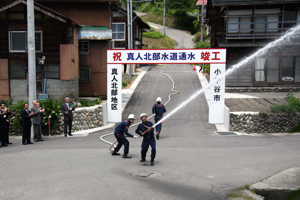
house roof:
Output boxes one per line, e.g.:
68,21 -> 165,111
0,0 -> 79,25
212,0 -> 300,6
196,0 -> 207,6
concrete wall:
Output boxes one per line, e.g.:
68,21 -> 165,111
46,79 -> 79,101
10,80 -> 28,102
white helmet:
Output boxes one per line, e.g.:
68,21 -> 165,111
140,113 -> 147,119
128,114 -> 135,120
156,97 -> 162,102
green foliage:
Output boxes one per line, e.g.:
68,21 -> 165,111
38,99 -> 64,135
79,99 -> 101,107
202,64 -> 210,74
195,41 -> 211,49
270,92 -> 300,114
173,12 -> 198,35
10,100 -> 27,134
122,81 -> 128,88
143,30 -> 165,39
0,98 -> 12,106
290,124 -> 300,133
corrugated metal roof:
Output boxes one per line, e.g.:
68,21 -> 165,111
212,0 -> 300,6
196,0 -> 207,6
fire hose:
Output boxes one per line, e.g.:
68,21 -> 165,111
100,71 -> 180,152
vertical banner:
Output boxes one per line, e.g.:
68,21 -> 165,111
209,64 -> 226,124
107,64 -> 122,123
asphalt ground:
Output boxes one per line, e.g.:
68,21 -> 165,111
1,64 -> 300,200
1,22 -> 300,200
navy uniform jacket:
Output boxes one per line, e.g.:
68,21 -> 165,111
115,120 -> 134,138
152,103 -> 166,116
21,109 -> 33,127
135,121 -> 154,138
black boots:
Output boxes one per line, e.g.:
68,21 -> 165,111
150,158 -> 154,166
112,150 -> 120,156
123,154 -> 132,158
140,158 -> 146,162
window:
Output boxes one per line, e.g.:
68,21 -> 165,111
79,41 -> 90,54
9,31 -> 42,52
266,57 -> 280,82
255,58 -> 266,81
79,68 -> 91,82
10,64 -> 26,78
112,23 -> 125,41
45,65 -> 59,79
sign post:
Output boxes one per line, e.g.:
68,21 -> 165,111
107,49 -> 226,123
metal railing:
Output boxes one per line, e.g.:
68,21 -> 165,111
225,19 -> 300,40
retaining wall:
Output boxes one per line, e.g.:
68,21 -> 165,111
230,112 -> 300,133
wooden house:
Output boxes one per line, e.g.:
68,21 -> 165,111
206,0 -> 300,87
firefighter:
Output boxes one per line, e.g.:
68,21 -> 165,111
111,114 -> 137,158
135,113 -> 156,166
152,97 -> 166,139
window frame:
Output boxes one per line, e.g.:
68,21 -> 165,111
44,64 -> 60,79
112,22 -> 126,41
79,40 -> 90,54
9,31 -> 43,53
9,63 -> 26,78
79,67 -> 91,82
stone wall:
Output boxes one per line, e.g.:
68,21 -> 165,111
230,112 -> 300,133
226,87 -> 300,93
58,104 -> 104,134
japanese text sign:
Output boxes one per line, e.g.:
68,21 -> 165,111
107,49 -> 226,64
107,64 -> 122,122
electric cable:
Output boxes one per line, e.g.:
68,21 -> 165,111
99,71 -> 180,152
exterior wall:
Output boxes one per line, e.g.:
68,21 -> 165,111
10,80 -> 28,102
226,47 -> 256,87
79,40 -> 107,96
46,79 -> 79,101
60,44 -> 79,80
41,2 -> 110,26
0,59 -> 9,99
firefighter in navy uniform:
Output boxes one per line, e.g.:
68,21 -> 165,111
135,113 -> 156,166
111,114 -> 137,158
152,97 -> 166,140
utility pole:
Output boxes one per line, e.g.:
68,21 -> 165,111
27,0 -> 36,139
200,0 -> 205,42
129,0 -> 133,82
163,0 -> 165,36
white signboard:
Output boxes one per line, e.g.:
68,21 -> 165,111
107,49 -> 226,64
209,64 -> 226,124
107,48 -> 227,124
107,64 -> 122,122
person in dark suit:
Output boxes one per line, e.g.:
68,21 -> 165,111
0,105 -> 6,147
31,100 -> 44,142
61,97 -> 75,137
1,102 -> 12,146
21,103 -> 34,145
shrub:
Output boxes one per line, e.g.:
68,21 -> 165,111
79,99 -> 101,107
143,30 -> 165,39
195,41 -> 211,49
10,100 -> 27,134
270,92 -> 300,114
38,99 -> 64,135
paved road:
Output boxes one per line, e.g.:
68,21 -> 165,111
1,24 -> 300,200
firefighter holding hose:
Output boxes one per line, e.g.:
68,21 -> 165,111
135,113 -> 156,166
152,97 -> 166,140
111,114 -> 137,158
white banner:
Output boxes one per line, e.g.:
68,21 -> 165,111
209,64 -> 226,124
107,49 -> 226,64
107,64 -> 122,123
